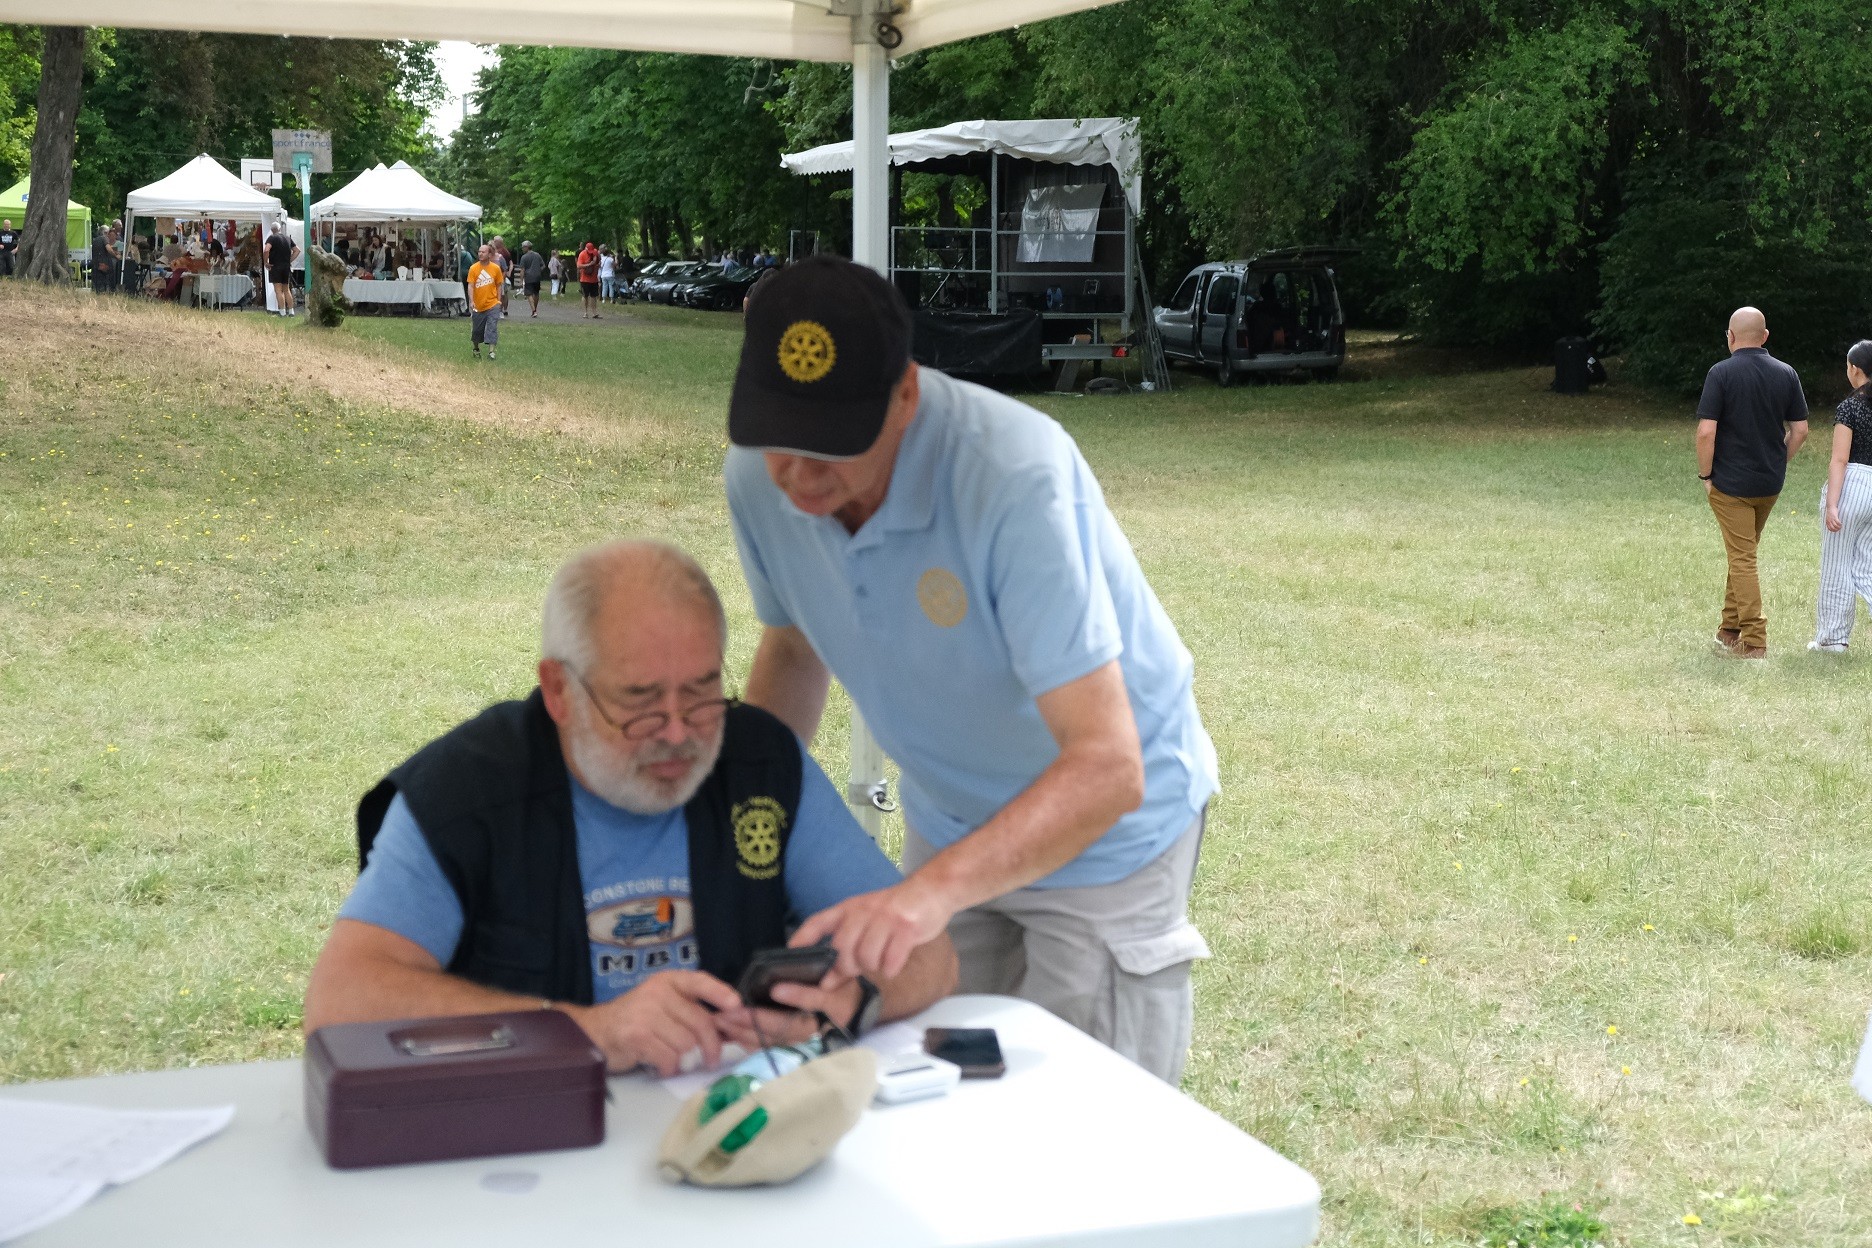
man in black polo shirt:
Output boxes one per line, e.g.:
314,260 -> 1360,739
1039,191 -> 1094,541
1695,306 -> 1810,658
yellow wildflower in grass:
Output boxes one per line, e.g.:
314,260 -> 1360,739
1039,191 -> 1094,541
1568,934 -> 1579,943
1621,1066 -> 1631,1076
1606,1025 -> 1618,1036
1682,1213 -> 1702,1226
1643,923 -> 1655,932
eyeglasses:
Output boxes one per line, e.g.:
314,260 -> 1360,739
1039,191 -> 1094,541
566,665 -> 733,742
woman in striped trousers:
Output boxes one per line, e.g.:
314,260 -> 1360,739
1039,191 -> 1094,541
1811,339 -> 1872,651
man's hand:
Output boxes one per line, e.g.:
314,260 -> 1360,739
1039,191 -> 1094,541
715,977 -> 864,1052
564,970 -> 746,1076
789,878 -> 956,982
1704,477 -> 1714,495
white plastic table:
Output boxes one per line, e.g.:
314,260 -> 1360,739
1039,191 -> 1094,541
9,996 -> 1319,1247
343,278 -> 432,308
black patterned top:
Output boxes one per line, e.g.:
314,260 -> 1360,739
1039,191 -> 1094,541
1835,394 -> 1872,466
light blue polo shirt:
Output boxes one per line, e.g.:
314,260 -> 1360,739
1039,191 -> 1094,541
726,366 -> 1217,889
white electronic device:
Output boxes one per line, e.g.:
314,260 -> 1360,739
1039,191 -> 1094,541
873,1051 -> 962,1105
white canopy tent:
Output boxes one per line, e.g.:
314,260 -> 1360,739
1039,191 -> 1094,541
311,161 -> 482,225
783,117 -> 1144,215
10,0 -> 1124,829
125,154 -> 290,224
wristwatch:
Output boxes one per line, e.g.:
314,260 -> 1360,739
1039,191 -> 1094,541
847,976 -> 883,1039
1698,472 -> 1713,481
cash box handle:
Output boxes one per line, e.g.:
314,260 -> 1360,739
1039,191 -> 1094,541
394,1023 -> 519,1058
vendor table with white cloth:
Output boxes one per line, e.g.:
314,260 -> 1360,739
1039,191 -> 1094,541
342,278 -> 465,314
192,275 -> 252,309
9,995 -> 1319,1248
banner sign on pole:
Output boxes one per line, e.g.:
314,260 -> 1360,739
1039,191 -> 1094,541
270,129 -> 332,175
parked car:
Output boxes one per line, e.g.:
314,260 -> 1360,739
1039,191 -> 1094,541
678,265 -> 762,311
1154,248 -> 1350,385
638,261 -> 710,305
621,258 -> 672,302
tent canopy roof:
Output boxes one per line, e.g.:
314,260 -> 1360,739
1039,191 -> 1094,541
783,117 -> 1143,214
125,154 -> 288,223
0,177 -> 91,216
0,1 -> 1113,61
311,161 -> 482,225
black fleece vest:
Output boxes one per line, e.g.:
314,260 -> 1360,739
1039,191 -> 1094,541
355,691 -> 801,1005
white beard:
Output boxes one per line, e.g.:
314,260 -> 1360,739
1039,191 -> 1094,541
564,703 -> 723,815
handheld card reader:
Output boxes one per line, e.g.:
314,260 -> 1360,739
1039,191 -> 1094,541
874,1052 -> 962,1105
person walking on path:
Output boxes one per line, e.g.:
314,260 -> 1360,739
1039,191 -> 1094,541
577,241 -> 602,319
1811,339 -> 1872,651
265,221 -> 296,316
548,252 -> 563,298
517,240 -> 546,318
0,219 -> 17,277
725,258 -> 1218,1084
491,235 -> 513,317
598,245 -> 617,302
467,243 -> 503,360
1696,306 -> 1810,658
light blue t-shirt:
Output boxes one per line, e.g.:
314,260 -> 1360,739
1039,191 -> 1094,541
339,741 -> 902,1002
726,367 -> 1218,889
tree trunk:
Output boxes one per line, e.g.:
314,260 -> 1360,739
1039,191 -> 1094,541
17,27 -> 85,286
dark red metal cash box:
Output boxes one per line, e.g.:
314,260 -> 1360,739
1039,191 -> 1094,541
304,1010 -> 606,1169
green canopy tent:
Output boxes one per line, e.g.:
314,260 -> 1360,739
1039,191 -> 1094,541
0,177 -> 94,260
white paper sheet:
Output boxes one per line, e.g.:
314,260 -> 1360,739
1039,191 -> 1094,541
0,1177 -> 102,1244
0,1099 -> 232,1243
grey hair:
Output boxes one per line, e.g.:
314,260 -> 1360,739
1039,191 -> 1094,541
541,540 -> 727,671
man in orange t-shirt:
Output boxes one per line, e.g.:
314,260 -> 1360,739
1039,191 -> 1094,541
467,243 -> 504,360
577,241 -> 602,320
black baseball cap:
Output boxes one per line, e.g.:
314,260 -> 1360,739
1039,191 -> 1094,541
728,256 -> 912,460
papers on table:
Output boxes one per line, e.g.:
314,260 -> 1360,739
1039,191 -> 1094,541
657,1021 -> 926,1100
0,1100 -> 232,1243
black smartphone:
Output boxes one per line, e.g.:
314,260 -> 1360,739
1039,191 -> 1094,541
737,945 -> 839,1010
924,1027 -> 1006,1078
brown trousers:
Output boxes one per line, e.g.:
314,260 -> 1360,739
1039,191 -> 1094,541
1709,487 -> 1779,648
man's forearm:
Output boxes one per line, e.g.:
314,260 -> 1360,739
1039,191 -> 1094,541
304,953 -> 544,1034
912,745 -> 1142,915
1787,422 -> 1809,460
745,626 -> 832,743
878,936 -> 958,1023
1695,421 -> 1718,476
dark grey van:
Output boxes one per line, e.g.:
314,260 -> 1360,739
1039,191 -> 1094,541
1153,248 -> 1347,385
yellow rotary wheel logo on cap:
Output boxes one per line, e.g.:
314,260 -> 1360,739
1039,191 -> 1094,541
732,796 -> 787,880
777,320 -> 837,383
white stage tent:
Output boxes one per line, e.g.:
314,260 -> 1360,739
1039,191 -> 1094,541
783,117 -> 1144,213
7,0 -> 1124,829
125,154 -> 290,224
311,161 -> 481,225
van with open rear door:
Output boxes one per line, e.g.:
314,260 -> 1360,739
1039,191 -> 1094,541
1154,247 -> 1350,386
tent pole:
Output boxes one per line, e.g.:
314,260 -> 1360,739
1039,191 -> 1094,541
845,16 -> 892,838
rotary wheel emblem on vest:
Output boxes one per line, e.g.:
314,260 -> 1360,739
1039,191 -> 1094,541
732,796 -> 787,880
777,320 -> 837,383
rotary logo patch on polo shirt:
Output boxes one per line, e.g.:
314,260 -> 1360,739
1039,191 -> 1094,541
732,796 -> 787,880
917,567 -> 968,628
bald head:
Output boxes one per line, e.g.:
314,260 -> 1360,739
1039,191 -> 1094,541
1728,306 -> 1768,350
541,539 -> 726,671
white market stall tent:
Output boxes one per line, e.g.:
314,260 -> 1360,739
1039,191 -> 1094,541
121,155 -> 291,307
313,162 -> 481,314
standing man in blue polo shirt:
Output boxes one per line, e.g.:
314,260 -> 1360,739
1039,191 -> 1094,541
724,257 -> 1218,1083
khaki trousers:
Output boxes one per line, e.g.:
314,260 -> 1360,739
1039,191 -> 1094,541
904,810 -> 1209,1085
1709,487 -> 1779,648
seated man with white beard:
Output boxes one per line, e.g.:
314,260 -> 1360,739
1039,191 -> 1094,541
304,539 -> 956,1075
